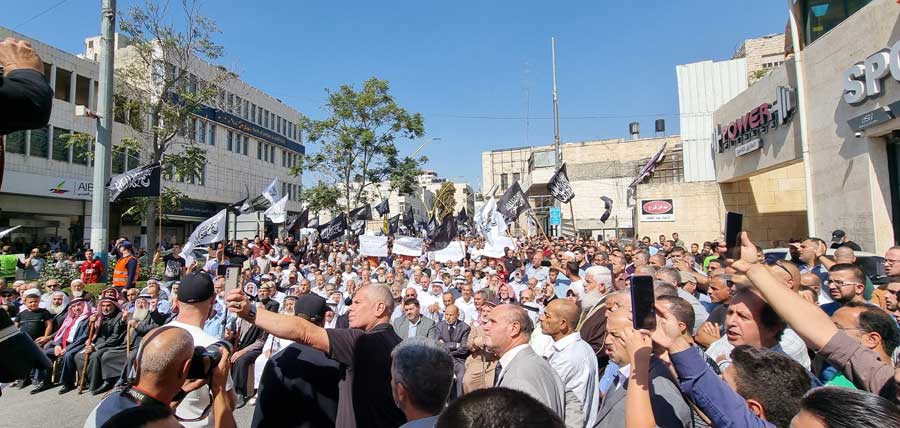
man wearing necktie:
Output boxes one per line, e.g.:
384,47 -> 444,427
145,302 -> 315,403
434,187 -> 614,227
436,305 -> 470,398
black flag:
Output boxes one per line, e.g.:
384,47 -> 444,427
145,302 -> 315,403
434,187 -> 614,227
349,204 -> 372,221
403,205 -> 416,232
497,182 -> 531,223
308,217 -> 319,229
375,199 -> 390,216
457,208 -> 469,224
285,214 -> 299,232
600,196 -> 613,223
388,214 -> 400,235
429,213 -> 458,251
318,213 -> 347,243
425,213 -> 439,239
548,163 -> 575,203
295,208 -> 309,229
350,220 -> 366,236
107,162 -> 161,202
229,185 -> 250,215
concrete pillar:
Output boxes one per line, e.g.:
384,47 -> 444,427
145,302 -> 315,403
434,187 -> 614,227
88,78 -> 96,110
49,65 -> 57,97
69,70 -> 77,104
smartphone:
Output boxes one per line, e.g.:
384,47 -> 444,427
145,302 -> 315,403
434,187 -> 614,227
224,266 -> 241,293
724,211 -> 743,259
630,275 -> 656,330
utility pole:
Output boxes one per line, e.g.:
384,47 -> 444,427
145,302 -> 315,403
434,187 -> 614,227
551,37 -> 562,237
90,0 -> 116,275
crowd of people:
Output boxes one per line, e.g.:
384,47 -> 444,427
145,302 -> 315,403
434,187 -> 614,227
2,228 -> 900,428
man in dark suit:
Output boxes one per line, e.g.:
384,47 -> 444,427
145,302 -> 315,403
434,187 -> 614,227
484,304 -> 565,419
595,295 -> 692,428
392,298 -> 437,340
435,304 -> 470,398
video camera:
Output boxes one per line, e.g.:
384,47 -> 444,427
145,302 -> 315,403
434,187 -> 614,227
187,340 -> 232,380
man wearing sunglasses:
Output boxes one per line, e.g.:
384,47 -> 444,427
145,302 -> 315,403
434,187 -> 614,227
820,264 -> 869,317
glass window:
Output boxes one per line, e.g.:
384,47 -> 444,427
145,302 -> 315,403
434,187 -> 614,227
803,0 -> 872,45
72,134 -> 91,165
112,147 -> 126,174
243,136 -> 248,155
257,140 -> 263,160
209,123 -> 216,146
243,100 -> 249,119
512,172 -> 520,183
227,93 -> 234,113
5,130 -> 26,154
227,131 -> 233,152
190,118 -> 198,142
52,127 -> 71,162
198,119 -> 206,144
500,173 -> 508,191
55,68 -> 72,102
197,164 -> 206,186
235,96 -> 242,116
29,127 -> 49,158
251,104 -> 257,123
264,110 -> 269,128
127,149 -> 141,170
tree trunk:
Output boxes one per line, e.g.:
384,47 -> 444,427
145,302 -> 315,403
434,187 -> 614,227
145,198 -> 159,257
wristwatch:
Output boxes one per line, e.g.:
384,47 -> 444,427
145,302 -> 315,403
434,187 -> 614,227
247,302 -> 257,323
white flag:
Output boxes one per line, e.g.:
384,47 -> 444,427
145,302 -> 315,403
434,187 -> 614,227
180,209 -> 228,262
262,177 -> 280,206
264,195 -> 289,224
359,235 -> 389,257
393,235 -> 424,257
483,235 -> 516,259
428,241 -> 465,263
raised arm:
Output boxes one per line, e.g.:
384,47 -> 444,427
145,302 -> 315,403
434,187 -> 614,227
225,289 -> 329,353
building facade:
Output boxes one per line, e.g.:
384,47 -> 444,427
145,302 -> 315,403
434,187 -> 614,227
711,0 -> 897,252
733,33 -> 787,83
1,27 -> 304,248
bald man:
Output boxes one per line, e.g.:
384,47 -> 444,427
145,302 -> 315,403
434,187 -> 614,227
541,300 -> 599,428
484,304 -> 565,418
85,326 -> 234,428
227,284 -> 405,428
436,304 -> 470,398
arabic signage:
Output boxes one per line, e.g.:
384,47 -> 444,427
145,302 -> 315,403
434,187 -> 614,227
195,105 -> 305,154
715,86 -> 795,155
640,199 -> 674,222
1,171 -> 93,200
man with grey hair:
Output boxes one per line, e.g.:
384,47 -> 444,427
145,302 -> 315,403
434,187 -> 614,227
656,267 -> 708,334
484,304 -> 565,419
391,337 -> 454,428
578,265 -> 612,371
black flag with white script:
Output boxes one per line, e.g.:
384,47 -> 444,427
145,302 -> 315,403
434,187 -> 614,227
547,163 -> 575,203
107,162 -> 161,202
349,204 -> 372,221
388,214 -> 400,235
403,205 -> 416,232
497,182 -> 531,223
429,213 -> 458,251
375,199 -> 390,216
318,213 -> 347,243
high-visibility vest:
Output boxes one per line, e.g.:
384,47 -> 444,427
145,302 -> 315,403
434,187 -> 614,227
112,255 -> 136,288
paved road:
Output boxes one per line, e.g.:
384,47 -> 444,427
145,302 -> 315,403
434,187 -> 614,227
0,383 -> 255,427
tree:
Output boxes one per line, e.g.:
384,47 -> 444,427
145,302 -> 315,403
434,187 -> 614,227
433,182 -> 456,220
112,0 -> 228,253
295,77 -> 426,214
301,182 -> 341,215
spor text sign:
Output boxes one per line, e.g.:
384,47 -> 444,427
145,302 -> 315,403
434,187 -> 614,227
640,199 -> 674,222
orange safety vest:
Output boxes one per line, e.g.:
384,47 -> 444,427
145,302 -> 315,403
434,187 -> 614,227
112,255 -> 137,288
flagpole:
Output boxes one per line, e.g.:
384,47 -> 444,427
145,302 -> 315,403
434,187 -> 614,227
568,201 -> 578,238
157,194 -> 163,249
551,36 -> 562,238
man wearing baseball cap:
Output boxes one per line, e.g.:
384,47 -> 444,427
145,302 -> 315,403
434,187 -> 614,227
251,294 -> 340,428
830,229 -> 862,251
167,272 -> 236,428
111,241 -> 139,290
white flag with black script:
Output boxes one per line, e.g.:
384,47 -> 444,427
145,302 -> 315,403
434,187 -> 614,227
179,209 -> 227,263
264,195 -> 289,224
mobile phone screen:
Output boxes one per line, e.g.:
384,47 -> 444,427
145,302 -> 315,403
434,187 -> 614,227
631,275 -> 656,330
725,211 -> 743,259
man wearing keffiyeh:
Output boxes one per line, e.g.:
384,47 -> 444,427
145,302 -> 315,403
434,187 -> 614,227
75,296 -> 128,395
31,298 -> 93,394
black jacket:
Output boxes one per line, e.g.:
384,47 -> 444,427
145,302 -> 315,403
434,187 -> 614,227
0,69 -> 53,135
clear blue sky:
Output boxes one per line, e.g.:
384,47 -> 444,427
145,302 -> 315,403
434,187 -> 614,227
8,0 -> 788,190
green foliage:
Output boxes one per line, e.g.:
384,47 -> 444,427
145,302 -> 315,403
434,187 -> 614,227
114,0 -> 226,252
296,77 -> 426,212
434,182 -> 456,220
302,182 -> 342,214
38,261 -> 79,288
750,69 -> 770,82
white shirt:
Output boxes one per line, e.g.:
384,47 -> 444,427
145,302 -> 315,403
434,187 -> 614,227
545,333 -> 600,428
455,296 -> 478,324
705,327 -> 811,370
497,343 -> 531,382
168,320 -> 234,428
418,292 -> 442,320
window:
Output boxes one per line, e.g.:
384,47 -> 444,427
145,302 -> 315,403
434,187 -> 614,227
112,147 -> 126,174
270,146 -> 275,164
512,172 -> 520,184
5,130 -> 26,154
282,150 -> 286,167
263,110 -> 269,128
126,149 -> 140,170
209,123 -> 216,146
243,136 -> 248,155
257,141 -> 263,160
802,0 -> 872,45
75,74 -> 91,107
72,134 -> 91,165
55,67 -> 72,102
190,118 -> 198,142
263,144 -> 269,162
276,116 -> 281,134
217,90 -> 225,109
500,173 -> 508,191
235,96 -> 242,116
227,94 -> 234,113
52,127 -> 71,162
197,164 -> 206,186
242,100 -> 249,119
251,104 -> 257,123
198,119 -> 206,144
227,131 -> 233,152
29,127 -> 49,158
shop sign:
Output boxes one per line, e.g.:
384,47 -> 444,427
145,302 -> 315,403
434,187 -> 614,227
735,138 -> 762,157
0,171 -> 93,200
842,40 -> 900,105
640,199 -> 674,222
715,86 -> 795,155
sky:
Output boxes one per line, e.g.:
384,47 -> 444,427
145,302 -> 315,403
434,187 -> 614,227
7,0 -> 789,190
